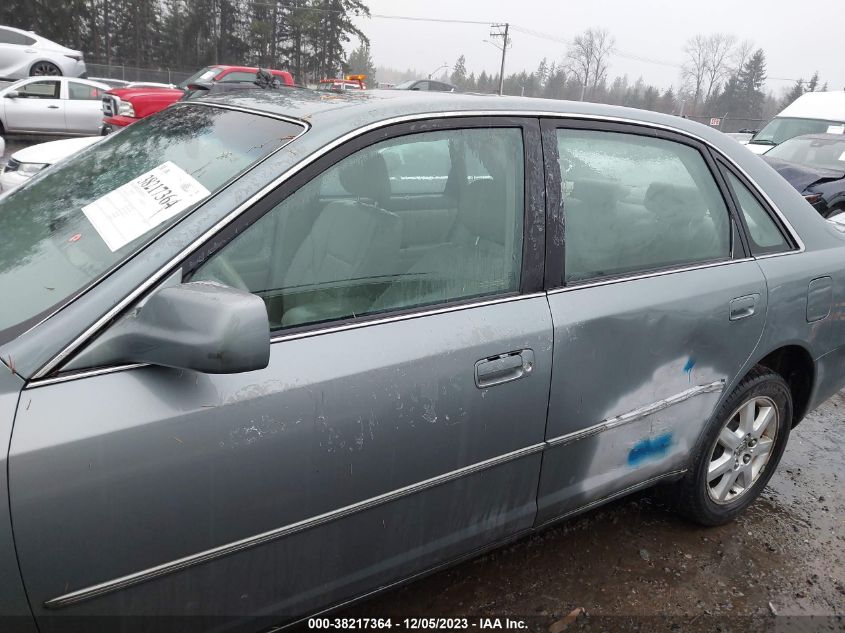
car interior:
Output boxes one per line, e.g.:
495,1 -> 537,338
194,127 -> 735,328
193,128 -> 525,329
558,131 -> 731,282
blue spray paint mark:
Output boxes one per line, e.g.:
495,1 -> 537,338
628,432 -> 673,466
683,357 -> 696,382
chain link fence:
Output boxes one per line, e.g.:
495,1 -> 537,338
85,62 -> 195,86
685,115 -> 767,134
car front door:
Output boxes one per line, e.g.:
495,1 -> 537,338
63,80 -> 105,134
535,120 -> 769,524
10,118 -> 552,629
4,78 -> 64,132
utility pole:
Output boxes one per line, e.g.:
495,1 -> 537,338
490,23 -> 509,96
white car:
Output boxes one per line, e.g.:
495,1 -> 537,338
747,91 -> 845,155
0,25 -> 86,79
0,77 -> 110,136
0,135 -> 101,192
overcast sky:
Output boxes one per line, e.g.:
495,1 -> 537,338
352,0 -> 845,95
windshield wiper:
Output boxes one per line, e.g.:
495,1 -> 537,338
749,139 -> 776,145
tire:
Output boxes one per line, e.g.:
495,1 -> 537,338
665,366 -> 792,526
29,61 -> 62,77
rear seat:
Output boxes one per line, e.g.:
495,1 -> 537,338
644,182 -> 724,263
564,178 -> 656,279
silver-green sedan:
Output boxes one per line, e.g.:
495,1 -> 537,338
0,88 -> 844,632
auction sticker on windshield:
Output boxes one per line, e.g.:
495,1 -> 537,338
82,161 -> 210,251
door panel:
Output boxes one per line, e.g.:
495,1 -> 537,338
64,80 -> 105,134
10,298 -> 552,628
4,80 -> 64,132
537,263 -> 767,522
536,121 -> 768,523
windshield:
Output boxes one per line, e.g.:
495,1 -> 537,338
767,136 -> 845,172
178,66 -> 223,89
751,117 -> 845,146
0,105 -> 303,345
393,80 -> 416,89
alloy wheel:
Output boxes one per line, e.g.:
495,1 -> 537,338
706,396 -> 779,504
30,62 -> 60,76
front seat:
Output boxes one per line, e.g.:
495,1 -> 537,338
281,152 -> 402,326
373,178 -> 515,311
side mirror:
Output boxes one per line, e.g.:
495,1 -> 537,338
4,90 -> 19,99
68,281 -> 270,374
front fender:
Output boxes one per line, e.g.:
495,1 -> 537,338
0,362 -> 37,631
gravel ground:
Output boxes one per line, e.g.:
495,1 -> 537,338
339,391 -> 845,631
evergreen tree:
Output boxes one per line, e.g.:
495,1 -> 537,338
347,41 -> 376,86
477,70 -> 491,93
658,87 -> 676,114
736,48 -> 767,118
450,55 -> 467,88
536,58 -> 549,88
780,79 -> 805,109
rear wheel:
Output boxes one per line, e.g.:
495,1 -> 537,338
29,61 -> 61,76
666,367 -> 791,525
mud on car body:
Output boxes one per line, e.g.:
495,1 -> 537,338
0,88 -> 844,632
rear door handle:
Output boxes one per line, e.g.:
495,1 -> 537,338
475,349 -> 534,388
729,294 -> 759,321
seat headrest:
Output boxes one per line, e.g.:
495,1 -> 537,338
644,182 -> 705,216
339,152 -> 390,207
571,178 -> 625,208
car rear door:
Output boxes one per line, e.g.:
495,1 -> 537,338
4,78 -> 64,132
535,119 -> 768,524
63,80 -> 105,134
9,117 -> 552,629
0,28 -> 33,79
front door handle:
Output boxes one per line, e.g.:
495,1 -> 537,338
475,349 -> 534,388
47,105 -> 59,109
729,294 -> 759,321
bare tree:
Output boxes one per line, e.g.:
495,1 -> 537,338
703,33 -> 736,105
565,27 -> 615,99
682,34 -> 708,114
732,39 -> 754,75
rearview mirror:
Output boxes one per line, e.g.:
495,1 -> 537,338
4,90 -> 19,99
69,281 -> 270,374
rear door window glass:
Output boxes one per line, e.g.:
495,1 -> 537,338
68,82 -> 103,100
219,71 -> 257,83
0,29 -> 36,45
557,129 -> 732,283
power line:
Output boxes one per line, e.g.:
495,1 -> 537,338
246,1 -> 492,24
245,3 -> 801,82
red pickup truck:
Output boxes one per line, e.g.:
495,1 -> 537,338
101,65 -> 295,133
